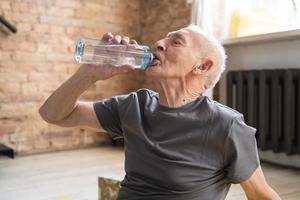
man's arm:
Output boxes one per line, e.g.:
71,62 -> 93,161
240,166 -> 281,200
38,69 -> 104,130
39,32 -> 135,129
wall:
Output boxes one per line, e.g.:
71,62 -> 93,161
0,0 -> 192,155
139,0 -> 192,90
0,0 -> 142,155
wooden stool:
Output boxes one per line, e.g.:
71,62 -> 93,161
98,177 -> 121,200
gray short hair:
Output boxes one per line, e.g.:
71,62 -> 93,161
186,24 -> 227,89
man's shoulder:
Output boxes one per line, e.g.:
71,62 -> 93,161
208,99 -> 243,123
136,88 -> 157,97
134,88 -> 158,103
110,88 -> 156,107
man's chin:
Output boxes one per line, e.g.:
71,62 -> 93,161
145,65 -> 159,74
145,68 -> 154,77
145,66 -> 165,79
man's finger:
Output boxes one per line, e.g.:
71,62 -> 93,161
121,64 -> 135,72
112,35 -> 122,44
121,36 -> 130,45
129,39 -> 138,45
101,32 -> 113,42
109,64 -> 134,77
116,64 -> 135,73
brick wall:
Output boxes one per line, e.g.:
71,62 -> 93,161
139,0 -> 192,90
0,0 -> 143,155
0,0 -> 192,155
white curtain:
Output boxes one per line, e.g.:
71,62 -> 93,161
190,0 -> 214,99
191,0 -> 213,35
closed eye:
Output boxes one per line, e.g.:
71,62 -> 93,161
166,32 -> 186,46
171,39 -> 182,46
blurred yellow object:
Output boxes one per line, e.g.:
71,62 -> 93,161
230,7 -> 283,38
58,197 -> 71,200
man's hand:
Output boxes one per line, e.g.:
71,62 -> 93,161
240,166 -> 281,200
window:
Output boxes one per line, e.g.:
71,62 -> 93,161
190,0 -> 300,39
228,0 -> 300,38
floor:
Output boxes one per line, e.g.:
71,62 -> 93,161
0,147 -> 299,200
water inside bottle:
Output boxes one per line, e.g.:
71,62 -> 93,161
75,37 -> 154,70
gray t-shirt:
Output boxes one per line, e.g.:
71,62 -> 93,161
93,88 -> 260,200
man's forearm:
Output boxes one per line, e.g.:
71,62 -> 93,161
39,67 -> 97,123
246,186 -> 281,200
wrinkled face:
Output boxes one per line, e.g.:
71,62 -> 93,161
146,28 -> 203,79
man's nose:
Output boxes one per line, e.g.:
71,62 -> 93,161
154,39 -> 166,51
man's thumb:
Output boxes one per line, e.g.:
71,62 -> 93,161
120,64 -> 135,73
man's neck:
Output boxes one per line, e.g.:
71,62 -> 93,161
154,78 -> 206,108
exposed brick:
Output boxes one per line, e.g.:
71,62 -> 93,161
65,27 -> 79,35
84,2 -> 108,13
38,80 -> 61,92
61,8 -> 75,17
9,13 -> 39,23
28,71 -> 61,82
26,33 -> 52,43
20,0 -> 53,5
53,64 -> 68,72
0,1 -> 11,10
57,37 -> 73,45
19,42 -> 36,52
37,43 -> 51,53
0,41 -> 18,51
0,0 -> 190,155
0,83 -> 20,94
43,129 -> 74,139
12,52 -> 46,63
0,102 -> 37,120
33,63 -> 53,72
46,53 -> 73,62
18,94 -> 44,102
33,24 -> 49,33
11,2 -> 30,12
50,25 -> 65,35
55,0 -> 82,9
40,16 -> 71,26
15,63 -> 35,73
0,72 -> 27,83
0,52 -> 11,61
46,7 -> 74,17
15,141 -> 33,153
16,22 -> 32,32
27,4 -> 47,14
33,138 -> 51,150
51,45 -> 69,54
0,61 -> 17,73
21,82 -> 39,95
0,124 -> 16,136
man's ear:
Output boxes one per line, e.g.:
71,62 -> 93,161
192,59 -> 213,75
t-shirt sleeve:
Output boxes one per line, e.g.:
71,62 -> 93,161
92,95 -> 128,140
224,115 -> 260,184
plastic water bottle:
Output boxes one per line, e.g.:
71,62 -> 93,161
75,37 -> 154,70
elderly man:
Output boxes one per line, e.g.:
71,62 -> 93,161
39,25 -> 281,200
